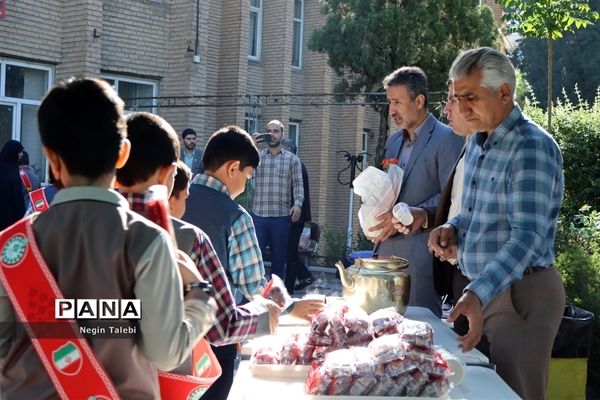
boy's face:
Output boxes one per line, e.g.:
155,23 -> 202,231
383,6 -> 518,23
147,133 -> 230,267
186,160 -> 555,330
169,187 -> 189,219
230,165 -> 254,199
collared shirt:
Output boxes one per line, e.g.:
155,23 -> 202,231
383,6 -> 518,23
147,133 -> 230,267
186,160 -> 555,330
194,174 -> 268,299
183,152 -> 194,170
252,148 -> 304,217
395,115 -> 427,170
121,191 -> 262,345
448,106 -> 564,306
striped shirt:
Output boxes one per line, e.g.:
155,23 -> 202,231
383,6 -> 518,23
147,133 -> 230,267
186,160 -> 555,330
252,148 -> 304,217
122,191 -> 261,345
448,106 -> 564,306
194,174 -> 268,299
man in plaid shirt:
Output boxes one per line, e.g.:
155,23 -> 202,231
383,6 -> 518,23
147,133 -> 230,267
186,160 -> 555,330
429,47 -> 565,400
251,120 -> 304,280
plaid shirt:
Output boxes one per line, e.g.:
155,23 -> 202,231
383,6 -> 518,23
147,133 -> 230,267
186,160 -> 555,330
121,191 -> 259,345
448,106 -> 564,306
193,174 -> 268,299
252,148 -> 304,217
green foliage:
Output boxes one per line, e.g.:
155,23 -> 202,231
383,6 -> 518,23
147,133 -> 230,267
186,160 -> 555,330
499,0 -> 599,40
522,88 -> 600,214
319,226 -> 374,263
554,208 -> 600,384
514,0 -> 600,108
310,0 -> 498,94
514,68 -> 533,107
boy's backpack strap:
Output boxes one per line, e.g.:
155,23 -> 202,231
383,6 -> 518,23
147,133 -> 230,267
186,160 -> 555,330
0,217 -> 120,400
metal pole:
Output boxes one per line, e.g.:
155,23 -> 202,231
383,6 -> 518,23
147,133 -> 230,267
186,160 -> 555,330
347,187 -> 354,250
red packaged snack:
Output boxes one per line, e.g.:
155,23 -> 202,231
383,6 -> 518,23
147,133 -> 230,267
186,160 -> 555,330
327,375 -> 353,395
384,357 -> 418,376
348,375 -> 377,396
280,333 -> 304,365
251,346 -> 280,365
399,318 -> 434,348
369,307 -> 403,338
418,351 -> 452,378
342,306 -> 370,333
368,333 -> 408,363
368,375 -> 395,396
406,345 -> 439,364
420,376 -> 452,397
405,370 -> 429,397
346,331 -> 373,347
305,363 -> 332,395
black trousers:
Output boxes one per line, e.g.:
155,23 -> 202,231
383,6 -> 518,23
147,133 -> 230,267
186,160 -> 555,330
284,222 -> 312,293
203,344 -> 237,400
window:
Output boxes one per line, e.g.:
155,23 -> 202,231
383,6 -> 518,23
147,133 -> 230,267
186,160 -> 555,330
292,0 -> 304,68
102,75 -> 157,114
248,0 -> 262,60
0,59 -> 53,181
288,121 -> 300,150
245,113 -> 260,134
361,130 -> 369,169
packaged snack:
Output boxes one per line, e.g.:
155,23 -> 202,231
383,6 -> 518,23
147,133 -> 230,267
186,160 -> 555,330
327,375 -> 353,395
342,306 -> 370,333
405,370 -> 429,397
420,376 -> 453,398
348,375 -> 377,396
305,363 -> 331,395
384,357 -> 418,376
369,307 -> 403,337
252,345 -> 281,365
399,318 -> 434,348
368,375 -> 395,396
368,333 -> 407,363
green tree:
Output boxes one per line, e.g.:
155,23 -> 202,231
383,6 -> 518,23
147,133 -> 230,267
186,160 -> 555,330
514,0 -> 600,109
498,0 -> 599,133
309,0 -> 498,164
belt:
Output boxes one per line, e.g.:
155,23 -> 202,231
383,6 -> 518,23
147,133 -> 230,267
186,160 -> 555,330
523,265 -> 552,275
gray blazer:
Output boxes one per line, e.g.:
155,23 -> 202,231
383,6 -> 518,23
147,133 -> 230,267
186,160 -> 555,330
180,148 -> 204,177
378,113 -> 464,317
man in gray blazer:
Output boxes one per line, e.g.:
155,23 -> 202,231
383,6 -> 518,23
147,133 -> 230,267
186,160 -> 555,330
370,66 -> 464,317
180,128 -> 204,177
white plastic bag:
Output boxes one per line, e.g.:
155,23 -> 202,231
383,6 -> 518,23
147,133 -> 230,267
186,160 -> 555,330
353,165 -> 404,238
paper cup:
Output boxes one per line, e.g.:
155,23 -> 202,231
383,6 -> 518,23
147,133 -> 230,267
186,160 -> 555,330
436,346 -> 466,385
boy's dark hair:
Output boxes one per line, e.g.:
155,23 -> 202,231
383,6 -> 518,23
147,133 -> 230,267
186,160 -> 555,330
37,77 -> 126,180
116,112 -> 180,187
171,160 -> 191,199
382,66 -> 429,107
181,128 -> 196,139
18,151 -> 30,166
203,126 -> 260,172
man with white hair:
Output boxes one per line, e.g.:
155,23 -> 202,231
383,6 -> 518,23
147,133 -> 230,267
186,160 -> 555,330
429,47 -> 565,400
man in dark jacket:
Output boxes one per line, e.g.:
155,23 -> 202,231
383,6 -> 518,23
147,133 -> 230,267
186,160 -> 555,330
282,139 -> 315,293
0,140 -> 25,230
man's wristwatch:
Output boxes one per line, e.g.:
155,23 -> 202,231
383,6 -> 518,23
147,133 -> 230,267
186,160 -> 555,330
184,280 -> 212,295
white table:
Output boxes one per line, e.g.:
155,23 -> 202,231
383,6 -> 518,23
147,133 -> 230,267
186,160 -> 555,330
230,306 -> 521,399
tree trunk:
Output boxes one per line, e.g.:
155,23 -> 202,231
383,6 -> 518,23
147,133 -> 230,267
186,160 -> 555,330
547,35 -> 553,134
375,104 -> 390,169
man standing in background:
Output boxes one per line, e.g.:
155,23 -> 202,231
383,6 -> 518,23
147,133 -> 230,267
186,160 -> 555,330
252,120 -> 304,280
180,128 -> 203,177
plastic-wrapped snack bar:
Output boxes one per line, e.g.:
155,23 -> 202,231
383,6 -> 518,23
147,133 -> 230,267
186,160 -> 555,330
280,333 -> 304,365
406,345 -> 439,364
311,309 -> 332,335
327,375 -> 353,395
420,376 -> 453,398
346,330 -> 373,347
348,375 -> 377,396
368,375 -> 395,396
328,313 -> 348,346
369,307 -> 403,338
418,351 -> 452,378
322,348 -> 356,378
310,333 -> 333,347
387,379 -> 406,397
368,333 -> 407,363
351,347 -> 377,377
305,363 -> 331,395
342,306 -> 370,333
251,345 -> 281,365
405,370 -> 429,397
299,336 -> 315,365
399,318 -> 434,348
395,374 -> 412,393
384,357 -> 418,376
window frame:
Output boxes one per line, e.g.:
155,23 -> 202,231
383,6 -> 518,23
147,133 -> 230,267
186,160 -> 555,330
101,74 -> 158,114
248,0 -> 263,61
0,58 -> 53,182
288,121 -> 300,150
291,0 -> 304,69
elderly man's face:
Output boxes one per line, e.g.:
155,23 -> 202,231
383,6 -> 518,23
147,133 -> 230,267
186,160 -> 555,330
452,70 -> 510,134
444,82 -> 471,137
